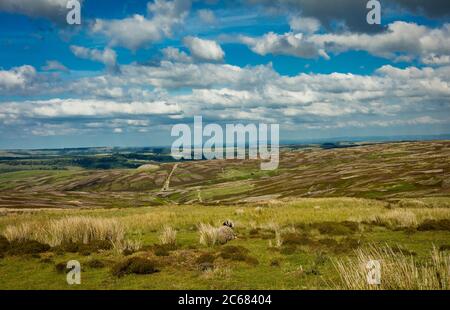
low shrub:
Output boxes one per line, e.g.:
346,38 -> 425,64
417,219 -> 450,231
111,257 -> 159,277
219,245 -> 257,265
53,240 -> 112,255
86,259 -> 106,269
55,262 -> 69,274
219,245 -> 249,260
196,253 -> 216,264
439,245 -> 450,251
282,233 -> 312,246
152,244 -> 175,257
312,221 -> 359,235
7,240 -> 50,255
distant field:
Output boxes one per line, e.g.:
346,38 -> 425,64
0,141 -> 449,289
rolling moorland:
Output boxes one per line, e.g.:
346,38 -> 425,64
0,140 -> 449,289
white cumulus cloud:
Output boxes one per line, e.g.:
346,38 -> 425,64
183,36 -> 225,61
70,45 -> 117,68
92,0 -> 190,50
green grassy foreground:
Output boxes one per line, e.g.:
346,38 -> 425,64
1,197 -> 449,290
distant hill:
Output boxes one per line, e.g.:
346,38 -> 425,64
0,140 -> 448,208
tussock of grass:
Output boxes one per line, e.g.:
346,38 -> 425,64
1,216 -> 139,252
198,223 -> 219,247
372,209 -> 418,229
3,217 -> 123,245
334,244 -> 450,290
159,226 -> 177,246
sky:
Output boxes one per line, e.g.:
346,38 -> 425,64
0,0 -> 449,149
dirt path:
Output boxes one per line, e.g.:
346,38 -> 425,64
162,163 -> 179,191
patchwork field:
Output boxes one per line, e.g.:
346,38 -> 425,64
0,141 -> 449,289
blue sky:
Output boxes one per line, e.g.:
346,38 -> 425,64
0,0 -> 449,149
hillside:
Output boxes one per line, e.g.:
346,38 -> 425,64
0,140 -> 448,209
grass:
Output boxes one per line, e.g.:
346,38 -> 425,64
198,223 -> 219,247
159,226 -> 177,246
0,197 -> 449,289
2,216 -> 133,252
334,244 -> 450,290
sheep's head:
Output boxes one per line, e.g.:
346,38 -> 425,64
223,220 -> 234,228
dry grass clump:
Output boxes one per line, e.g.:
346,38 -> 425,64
372,209 -> 418,229
159,226 -> 177,246
334,244 -> 450,290
2,217 -> 133,251
3,222 -> 38,242
45,217 -> 125,246
396,199 -> 429,208
198,223 -> 219,246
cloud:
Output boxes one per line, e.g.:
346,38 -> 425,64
197,9 -> 216,24
0,65 -> 37,92
183,36 -> 225,61
162,47 -> 193,63
238,22 -> 450,64
1,98 -> 180,119
310,22 -> 450,63
249,0 -> 450,33
239,32 -> 329,59
70,45 -> 117,68
248,0 -> 384,33
41,60 -> 69,72
2,60 -> 448,137
422,54 -> 450,66
390,0 -> 450,18
289,16 -> 321,33
92,0 -> 191,50
0,0 -> 79,23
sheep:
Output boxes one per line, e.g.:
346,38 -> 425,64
198,220 -> 236,246
217,220 -> 235,245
